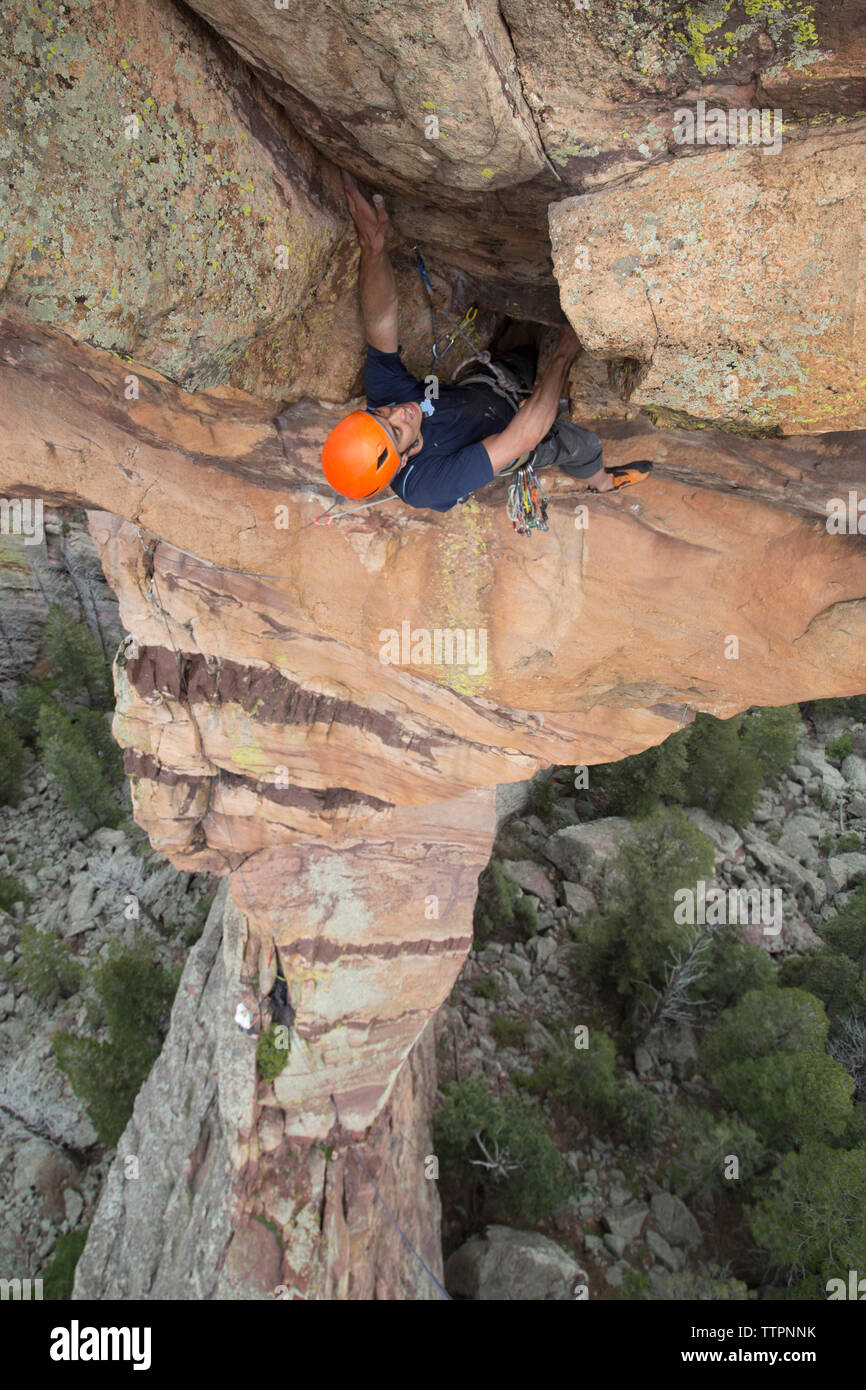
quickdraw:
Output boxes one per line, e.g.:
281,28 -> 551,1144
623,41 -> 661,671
411,242 -> 481,374
506,463 -> 549,537
411,242 -> 537,396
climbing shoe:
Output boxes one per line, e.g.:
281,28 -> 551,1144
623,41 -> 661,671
586,461 -> 653,493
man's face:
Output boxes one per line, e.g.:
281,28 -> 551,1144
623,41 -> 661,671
368,401 -> 424,465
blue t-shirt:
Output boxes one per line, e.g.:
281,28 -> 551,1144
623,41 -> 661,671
363,343 -> 516,512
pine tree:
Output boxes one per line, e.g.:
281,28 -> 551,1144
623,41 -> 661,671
44,604 -> 113,709
0,708 -> 25,805
37,702 -> 124,831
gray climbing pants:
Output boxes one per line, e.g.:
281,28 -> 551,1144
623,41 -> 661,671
457,345 -> 604,480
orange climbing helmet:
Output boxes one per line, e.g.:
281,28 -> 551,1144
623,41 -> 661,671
321,410 -> 403,499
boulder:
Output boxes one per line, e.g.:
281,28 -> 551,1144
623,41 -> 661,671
603,1203 -> 649,1245
544,819 -> 632,886
66,877 -> 96,930
549,129 -> 866,433
561,882 -> 597,916
499,859 -> 556,903
650,1193 -> 702,1250
64,1188 -> 85,1227
90,828 -> 129,850
646,1228 -> 681,1272
778,914 -> 823,954
787,764 -> 813,785
796,746 -> 834,779
822,765 -> 847,794
778,825 -> 820,867
13,1139 -> 76,1197
445,1225 -> 585,1301
657,1023 -> 699,1082
682,808 -> 742,863
526,935 -> 557,967
826,853 -> 866,893
841,755 -> 866,792
744,836 -> 824,898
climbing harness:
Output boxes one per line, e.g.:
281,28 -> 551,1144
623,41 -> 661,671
506,463 -> 549,537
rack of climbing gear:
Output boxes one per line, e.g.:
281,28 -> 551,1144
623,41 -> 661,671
506,462 -> 549,537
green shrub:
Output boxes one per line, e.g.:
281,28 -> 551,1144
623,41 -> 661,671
0,873 -> 30,914
44,605 -> 113,709
531,1026 -> 618,1109
530,1027 -> 658,1146
53,941 -> 179,1145
778,890 -> 866,1028
490,1014 -> 530,1048
749,1143 -> 866,1297
704,987 -> 854,1147
586,704 -> 798,822
0,708 -> 25,806
682,712 -> 764,823
513,895 -> 538,938
40,1228 -> 90,1300
589,730 -> 690,818
712,1052 -> 854,1148
575,807 -> 714,997
473,859 -> 536,947
667,1105 -> 765,1201
807,695 -> 866,724
472,975 -> 500,1001
643,1270 -> 749,1300
835,1101 -> 866,1151
434,1075 -> 572,1223
837,832 -> 863,853
739,704 -> 801,785
826,731 -> 854,763
13,923 -> 83,1005
778,953 -> 866,1026
256,1023 -> 290,1081
607,1079 -> 659,1147
697,927 -> 776,1008
702,987 -> 830,1072
9,677 -> 60,743
37,702 -> 124,831
529,772 -> 557,826
822,885 -> 866,967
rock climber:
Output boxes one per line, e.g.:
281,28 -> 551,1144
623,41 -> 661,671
319,171 -> 654,511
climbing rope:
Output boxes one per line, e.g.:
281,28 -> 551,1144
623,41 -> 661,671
328,1094 -> 452,1301
312,493 -> 401,526
506,463 -> 549,537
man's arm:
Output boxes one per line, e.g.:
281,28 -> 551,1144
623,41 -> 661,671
483,326 -> 580,473
342,170 -> 398,353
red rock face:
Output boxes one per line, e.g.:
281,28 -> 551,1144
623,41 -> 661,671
3,308 -> 866,1152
